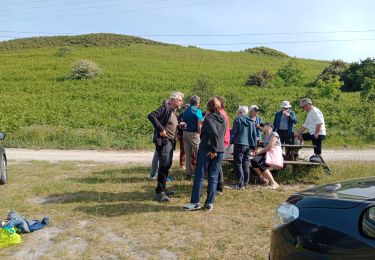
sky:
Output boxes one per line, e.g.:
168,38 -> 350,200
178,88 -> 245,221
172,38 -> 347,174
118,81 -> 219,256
1,0 -> 375,62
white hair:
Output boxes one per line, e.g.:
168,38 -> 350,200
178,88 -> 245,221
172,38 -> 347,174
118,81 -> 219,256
237,105 -> 249,115
170,91 -> 184,100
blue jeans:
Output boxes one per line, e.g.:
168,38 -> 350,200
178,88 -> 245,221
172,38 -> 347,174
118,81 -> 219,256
233,144 -> 251,187
190,150 -> 224,206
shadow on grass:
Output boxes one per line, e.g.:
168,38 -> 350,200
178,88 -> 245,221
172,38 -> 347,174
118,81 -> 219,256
43,190 -> 152,204
76,202 -> 182,217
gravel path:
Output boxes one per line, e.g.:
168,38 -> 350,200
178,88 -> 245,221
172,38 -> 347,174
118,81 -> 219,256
6,148 -> 375,164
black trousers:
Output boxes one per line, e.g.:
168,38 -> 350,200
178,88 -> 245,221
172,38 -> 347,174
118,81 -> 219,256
155,139 -> 174,194
302,133 -> 325,155
277,130 -> 295,144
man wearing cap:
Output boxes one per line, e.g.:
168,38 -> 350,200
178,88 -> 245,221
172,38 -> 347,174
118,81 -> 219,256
273,101 -> 297,144
296,98 -> 326,157
249,105 -> 263,143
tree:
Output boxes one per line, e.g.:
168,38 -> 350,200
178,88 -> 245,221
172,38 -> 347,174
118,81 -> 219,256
317,60 -> 347,82
244,69 -> 273,87
315,76 -> 343,99
275,58 -> 305,86
360,77 -> 375,103
190,75 -> 216,104
341,58 -> 375,92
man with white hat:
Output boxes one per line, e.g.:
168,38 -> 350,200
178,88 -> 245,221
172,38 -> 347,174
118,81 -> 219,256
273,101 -> 297,144
296,98 -> 326,157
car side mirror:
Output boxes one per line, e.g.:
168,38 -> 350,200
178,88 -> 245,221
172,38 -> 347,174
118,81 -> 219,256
0,132 -> 5,140
362,206 -> 375,238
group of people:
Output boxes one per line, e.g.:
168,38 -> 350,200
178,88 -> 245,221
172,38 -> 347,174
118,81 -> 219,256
148,92 -> 326,211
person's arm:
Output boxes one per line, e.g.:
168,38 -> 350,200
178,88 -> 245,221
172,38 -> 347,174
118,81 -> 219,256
314,123 -> 322,139
289,111 -> 297,124
148,106 -> 166,136
206,119 -> 218,158
256,135 -> 277,155
230,118 -> 239,144
296,126 -> 306,138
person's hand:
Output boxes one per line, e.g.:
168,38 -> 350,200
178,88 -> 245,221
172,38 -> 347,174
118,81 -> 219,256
207,152 -> 217,159
314,133 -> 319,139
251,150 -> 257,156
283,111 -> 290,117
160,130 -> 167,137
256,124 -> 261,129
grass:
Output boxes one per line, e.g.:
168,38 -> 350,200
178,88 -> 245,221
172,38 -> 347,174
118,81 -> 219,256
2,34 -> 374,149
1,160 -> 375,258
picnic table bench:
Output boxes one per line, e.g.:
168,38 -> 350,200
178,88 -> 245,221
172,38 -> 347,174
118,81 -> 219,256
222,144 -> 330,173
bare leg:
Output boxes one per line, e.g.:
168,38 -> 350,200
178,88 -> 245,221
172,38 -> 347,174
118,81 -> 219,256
254,168 -> 269,186
262,170 -> 279,189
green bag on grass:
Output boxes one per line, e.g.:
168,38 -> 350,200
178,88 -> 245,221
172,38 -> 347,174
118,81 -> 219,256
0,227 -> 22,248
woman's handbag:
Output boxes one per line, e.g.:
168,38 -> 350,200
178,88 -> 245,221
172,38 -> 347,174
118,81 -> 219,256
265,145 -> 284,168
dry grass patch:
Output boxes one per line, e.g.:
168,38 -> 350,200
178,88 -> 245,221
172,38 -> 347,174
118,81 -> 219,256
0,160 -> 374,259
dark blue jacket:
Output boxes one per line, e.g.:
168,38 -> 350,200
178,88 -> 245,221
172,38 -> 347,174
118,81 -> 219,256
148,101 -> 175,145
273,110 -> 297,133
230,115 -> 257,149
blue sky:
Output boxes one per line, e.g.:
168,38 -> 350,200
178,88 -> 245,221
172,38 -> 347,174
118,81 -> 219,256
1,0 -> 375,62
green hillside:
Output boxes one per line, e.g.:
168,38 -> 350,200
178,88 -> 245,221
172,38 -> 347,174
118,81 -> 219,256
0,34 -> 373,149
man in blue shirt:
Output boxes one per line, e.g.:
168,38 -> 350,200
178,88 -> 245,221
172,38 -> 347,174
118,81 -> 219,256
182,95 -> 203,179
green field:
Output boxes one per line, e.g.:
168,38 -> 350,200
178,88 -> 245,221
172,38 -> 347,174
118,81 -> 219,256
0,34 -> 374,149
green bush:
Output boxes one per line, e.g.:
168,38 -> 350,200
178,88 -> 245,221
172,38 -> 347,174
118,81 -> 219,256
190,75 -> 217,104
315,76 -> 343,99
244,69 -> 273,87
360,77 -> 375,103
68,59 -> 101,80
243,46 -> 289,58
317,59 -> 347,82
341,58 -> 375,92
275,58 -> 306,86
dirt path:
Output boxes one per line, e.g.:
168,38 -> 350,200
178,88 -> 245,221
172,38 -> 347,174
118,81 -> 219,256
6,148 -> 375,164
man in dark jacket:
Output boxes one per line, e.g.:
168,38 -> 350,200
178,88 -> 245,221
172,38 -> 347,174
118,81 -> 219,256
148,92 -> 184,202
230,106 -> 257,189
273,101 -> 297,144
183,97 -> 226,211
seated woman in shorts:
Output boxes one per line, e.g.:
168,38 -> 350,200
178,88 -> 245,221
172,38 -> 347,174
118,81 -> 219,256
251,122 -> 280,190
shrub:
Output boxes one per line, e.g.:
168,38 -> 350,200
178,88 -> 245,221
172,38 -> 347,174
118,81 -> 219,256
360,77 -> 375,103
190,75 -> 216,104
275,58 -> 306,86
68,59 -> 101,80
315,76 -> 343,99
317,59 -> 347,82
243,46 -> 289,58
341,58 -> 375,92
245,69 -> 273,87
56,47 -> 72,57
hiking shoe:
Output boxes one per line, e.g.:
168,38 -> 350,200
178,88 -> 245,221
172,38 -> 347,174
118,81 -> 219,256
165,189 -> 176,197
182,203 -> 202,211
149,172 -> 158,180
154,192 -> 171,203
166,176 -> 175,182
204,204 -> 214,211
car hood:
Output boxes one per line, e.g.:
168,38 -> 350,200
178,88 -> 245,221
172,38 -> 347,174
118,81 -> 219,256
287,177 -> 375,209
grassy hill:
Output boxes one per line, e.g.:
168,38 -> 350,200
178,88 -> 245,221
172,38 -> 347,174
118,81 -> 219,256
0,33 -> 373,149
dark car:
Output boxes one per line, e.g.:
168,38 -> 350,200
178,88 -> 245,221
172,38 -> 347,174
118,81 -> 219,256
270,177 -> 375,259
0,131 -> 7,184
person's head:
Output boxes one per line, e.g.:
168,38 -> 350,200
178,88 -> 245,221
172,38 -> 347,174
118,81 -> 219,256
237,105 -> 249,115
215,96 -> 225,109
189,95 -> 200,107
169,92 -> 184,110
299,98 -> 313,112
207,97 -> 221,113
249,105 -> 260,117
261,122 -> 273,133
280,101 -> 292,111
